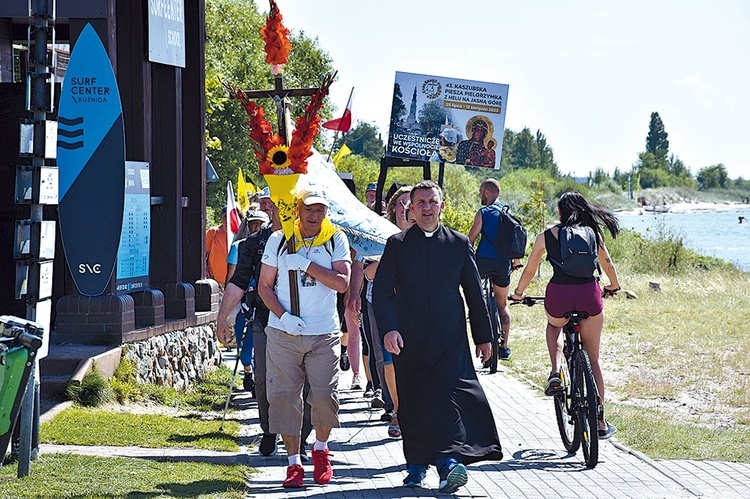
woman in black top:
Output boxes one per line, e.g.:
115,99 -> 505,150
511,191 -> 621,439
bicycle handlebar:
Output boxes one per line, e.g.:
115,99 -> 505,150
510,296 -> 545,307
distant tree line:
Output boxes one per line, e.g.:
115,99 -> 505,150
604,112 -> 748,191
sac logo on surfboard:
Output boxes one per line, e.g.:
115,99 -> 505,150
57,23 -> 125,296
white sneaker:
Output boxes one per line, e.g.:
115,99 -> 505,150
351,374 -> 363,390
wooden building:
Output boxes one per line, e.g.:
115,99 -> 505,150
0,1 -> 218,347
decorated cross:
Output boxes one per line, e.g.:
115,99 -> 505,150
224,0 -> 335,315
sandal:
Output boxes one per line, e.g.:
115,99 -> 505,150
388,413 -> 401,439
544,373 -> 563,396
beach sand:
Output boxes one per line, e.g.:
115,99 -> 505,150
620,201 -> 749,216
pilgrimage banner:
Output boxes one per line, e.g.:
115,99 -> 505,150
386,72 -> 509,169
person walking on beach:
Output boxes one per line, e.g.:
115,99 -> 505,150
257,188 -> 351,488
511,190 -> 621,439
373,180 -> 503,493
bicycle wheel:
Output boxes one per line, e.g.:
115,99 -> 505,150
554,356 -> 580,453
577,349 -> 599,468
485,282 -> 500,374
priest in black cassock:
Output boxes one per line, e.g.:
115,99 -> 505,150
373,180 -> 503,494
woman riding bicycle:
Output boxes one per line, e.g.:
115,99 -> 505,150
510,191 -> 621,439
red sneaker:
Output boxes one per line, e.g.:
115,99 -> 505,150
312,449 -> 333,484
283,464 -> 304,488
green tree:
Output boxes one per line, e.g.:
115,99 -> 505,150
204,0 -> 335,210
634,151 -> 670,188
518,180 -> 548,242
498,128 -> 559,177
697,164 -> 729,190
498,128 -> 516,175
667,154 -> 697,188
512,128 -> 540,170
611,167 -> 630,190
336,121 -> 385,161
637,166 -> 673,189
646,111 -> 669,159
535,129 -> 560,177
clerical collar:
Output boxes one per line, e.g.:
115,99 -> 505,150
422,227 -> 439,238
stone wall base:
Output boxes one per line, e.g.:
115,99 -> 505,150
122,324 -> 221,390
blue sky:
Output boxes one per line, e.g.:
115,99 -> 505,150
279,0 -> 749,179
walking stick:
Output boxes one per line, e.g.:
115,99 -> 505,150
220,308 -> 252,432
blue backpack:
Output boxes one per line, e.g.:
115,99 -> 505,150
548,224 -> 599,278
483,204 -> 527,259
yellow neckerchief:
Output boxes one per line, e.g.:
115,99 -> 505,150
292,217 -> 337,252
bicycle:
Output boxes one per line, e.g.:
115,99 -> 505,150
511,296 -> 602,468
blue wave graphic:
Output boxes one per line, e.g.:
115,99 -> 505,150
58,115 -> 85,150
58,141 -> 84,150
58,116 -> 84,126
58,128 -> 84,137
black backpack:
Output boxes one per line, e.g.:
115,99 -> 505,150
483,204 -> 527,259
548,224 -> 599,278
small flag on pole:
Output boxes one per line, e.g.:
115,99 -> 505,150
237,169 -> 251,212
226,180 -> 242,248
322,88 -> 354,133
331,143 -> 352,168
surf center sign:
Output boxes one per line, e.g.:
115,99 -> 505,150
387,72 -> 509,170
148,0 -> 186,67
57,23 -> 126,296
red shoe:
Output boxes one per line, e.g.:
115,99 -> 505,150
312,449 -> 333,484
283,464 -> 304,488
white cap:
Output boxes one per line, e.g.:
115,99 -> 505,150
259,187 -> 271,199
297,187 -> 329,207
245,209 -> 270,223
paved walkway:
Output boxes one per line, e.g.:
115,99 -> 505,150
238,365 -> 750,499
40,354 -> 750,498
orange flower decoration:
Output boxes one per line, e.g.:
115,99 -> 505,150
260,0 -> 292,66
288,73 -> 335,174
224,73 -> 336,176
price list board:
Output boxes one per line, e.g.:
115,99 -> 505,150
116,161 -> 150,293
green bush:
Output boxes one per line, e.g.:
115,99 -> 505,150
66,364 -> 111,407
607,224 -> 736,276
109,355 -> 141,403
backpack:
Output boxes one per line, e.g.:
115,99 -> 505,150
548,224 -> 599,278
241,225 -> 273,312
483,204 -> 527,259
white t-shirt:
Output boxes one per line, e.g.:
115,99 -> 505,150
262,229 -> 351,335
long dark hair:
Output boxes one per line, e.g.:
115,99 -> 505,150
558,191 -> 620,245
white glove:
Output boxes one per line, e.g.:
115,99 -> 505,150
284,253 -> 311,272
279,312 -> 306,335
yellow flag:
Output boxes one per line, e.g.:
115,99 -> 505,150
246,177 -> 259,195
237,169 -> 250,212
331,143 -> 352,168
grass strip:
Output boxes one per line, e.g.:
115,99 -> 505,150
0,454 -> 248,498
41,407 -> 240,452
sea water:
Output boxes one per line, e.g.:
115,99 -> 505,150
618,209 -> 750,271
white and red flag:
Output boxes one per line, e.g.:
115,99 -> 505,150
226,180 -> 242,249
322,87 -> 354,132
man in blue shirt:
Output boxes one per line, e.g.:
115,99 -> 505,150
467,179 -> 518,361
